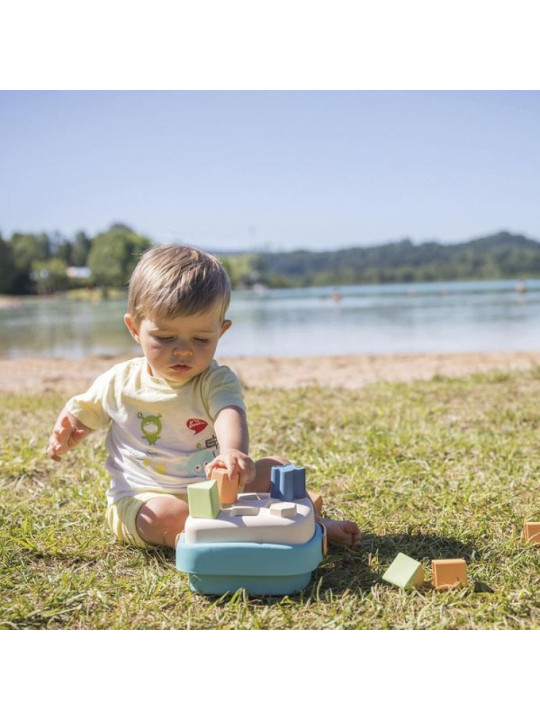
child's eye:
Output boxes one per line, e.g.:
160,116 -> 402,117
155,336 -> 175,343
194,337 -> 210,344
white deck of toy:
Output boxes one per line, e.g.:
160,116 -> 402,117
184,492 -> 315,545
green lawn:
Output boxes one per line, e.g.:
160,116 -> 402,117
1,368 -> 539,629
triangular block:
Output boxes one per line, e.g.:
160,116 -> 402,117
382,552 -> 425,589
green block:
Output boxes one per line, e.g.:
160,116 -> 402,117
382,553 -> 424,589
187,479 -> 221,519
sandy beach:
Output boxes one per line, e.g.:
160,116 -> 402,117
1,351 -> 539,395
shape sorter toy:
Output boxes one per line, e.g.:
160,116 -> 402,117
523,522 -> 540,545
382,553 -> 425,589
431,559 -> 468,590
176,464 -> 326,596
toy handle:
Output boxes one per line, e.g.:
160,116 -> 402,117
315,519 -> 328,556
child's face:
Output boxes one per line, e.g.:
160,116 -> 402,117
124,303 -> 231,383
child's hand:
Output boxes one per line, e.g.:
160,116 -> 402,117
47,410 -> 90,461
205,450 -> 256,488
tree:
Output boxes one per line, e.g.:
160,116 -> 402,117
55,240 -> 73,265
87,225 -> 152,288
71,231 -> 92,266
0,238 -> 15,294
9,233 -> 51,293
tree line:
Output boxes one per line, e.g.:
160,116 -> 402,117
222,231 -> 540,288
0,224 -> 152,295
1,227 -> 539,296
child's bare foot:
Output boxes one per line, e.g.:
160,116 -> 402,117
319,518 -> 360,547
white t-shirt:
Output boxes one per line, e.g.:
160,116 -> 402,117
65,357 -> 246,504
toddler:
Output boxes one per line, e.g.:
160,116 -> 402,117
47,245 -> 360,549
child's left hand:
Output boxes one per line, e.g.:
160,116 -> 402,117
205,449 -> 256,487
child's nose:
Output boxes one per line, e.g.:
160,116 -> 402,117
172,342 -> 192,356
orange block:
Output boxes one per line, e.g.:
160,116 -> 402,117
316,520 -> 328,556
523,522 -> 540,544
211,467 -> 238,505
431,559 -> 468,590
308,491 -> 323,514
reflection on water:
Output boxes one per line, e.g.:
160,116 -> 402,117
0,279 -> 539,358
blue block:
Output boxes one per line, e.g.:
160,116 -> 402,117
176,524 -> 323,596
270,464 -> 306,500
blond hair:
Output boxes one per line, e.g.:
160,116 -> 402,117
126,244 -> 231,323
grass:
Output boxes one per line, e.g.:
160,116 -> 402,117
1,368 -> 539,629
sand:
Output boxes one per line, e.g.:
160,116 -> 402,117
1,351 -> 539,395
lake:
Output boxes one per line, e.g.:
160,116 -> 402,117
1,279 -> 539,358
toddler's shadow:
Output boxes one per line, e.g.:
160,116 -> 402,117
315,531 -> 480,595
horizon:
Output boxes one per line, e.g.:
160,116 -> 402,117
4,225 -> 537,257
2,91 -> 540,252
207,228 -> 540,255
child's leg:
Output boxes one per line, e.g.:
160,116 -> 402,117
136,495 -> 190,549
247,456 -> 361,548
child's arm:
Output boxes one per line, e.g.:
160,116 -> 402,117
47,407 -> 92,461
205,405 -> 256,486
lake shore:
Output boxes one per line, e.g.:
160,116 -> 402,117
2,351 -> 540,395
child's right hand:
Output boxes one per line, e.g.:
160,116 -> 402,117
47,410 -> 90,461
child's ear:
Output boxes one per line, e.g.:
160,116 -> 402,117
220,319 -> 232,337
124,314 -> 141,343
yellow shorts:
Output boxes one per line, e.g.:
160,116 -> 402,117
107,491 -> 188,548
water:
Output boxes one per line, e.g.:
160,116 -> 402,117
0,279 -> 539,358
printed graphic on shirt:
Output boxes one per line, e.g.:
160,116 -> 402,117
127,448 -> 167,475
187,418 -> 209,435
137,412 -> 162,445
143,458 -> 167,474
173,448 -> 215,478
188,449 -> 215,476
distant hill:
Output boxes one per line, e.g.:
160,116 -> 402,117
219,231 -> 540,288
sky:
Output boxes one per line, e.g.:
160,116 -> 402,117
2,90 -> 540,253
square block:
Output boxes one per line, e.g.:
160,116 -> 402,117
187,479 -> 220,519
211,467 -> 238,505
269,502 -> 297,518
382,553 -> 424,589
523,522 -> 540,544
431,559 -> 468,589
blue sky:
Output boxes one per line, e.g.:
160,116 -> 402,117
1,90 -> 540,251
